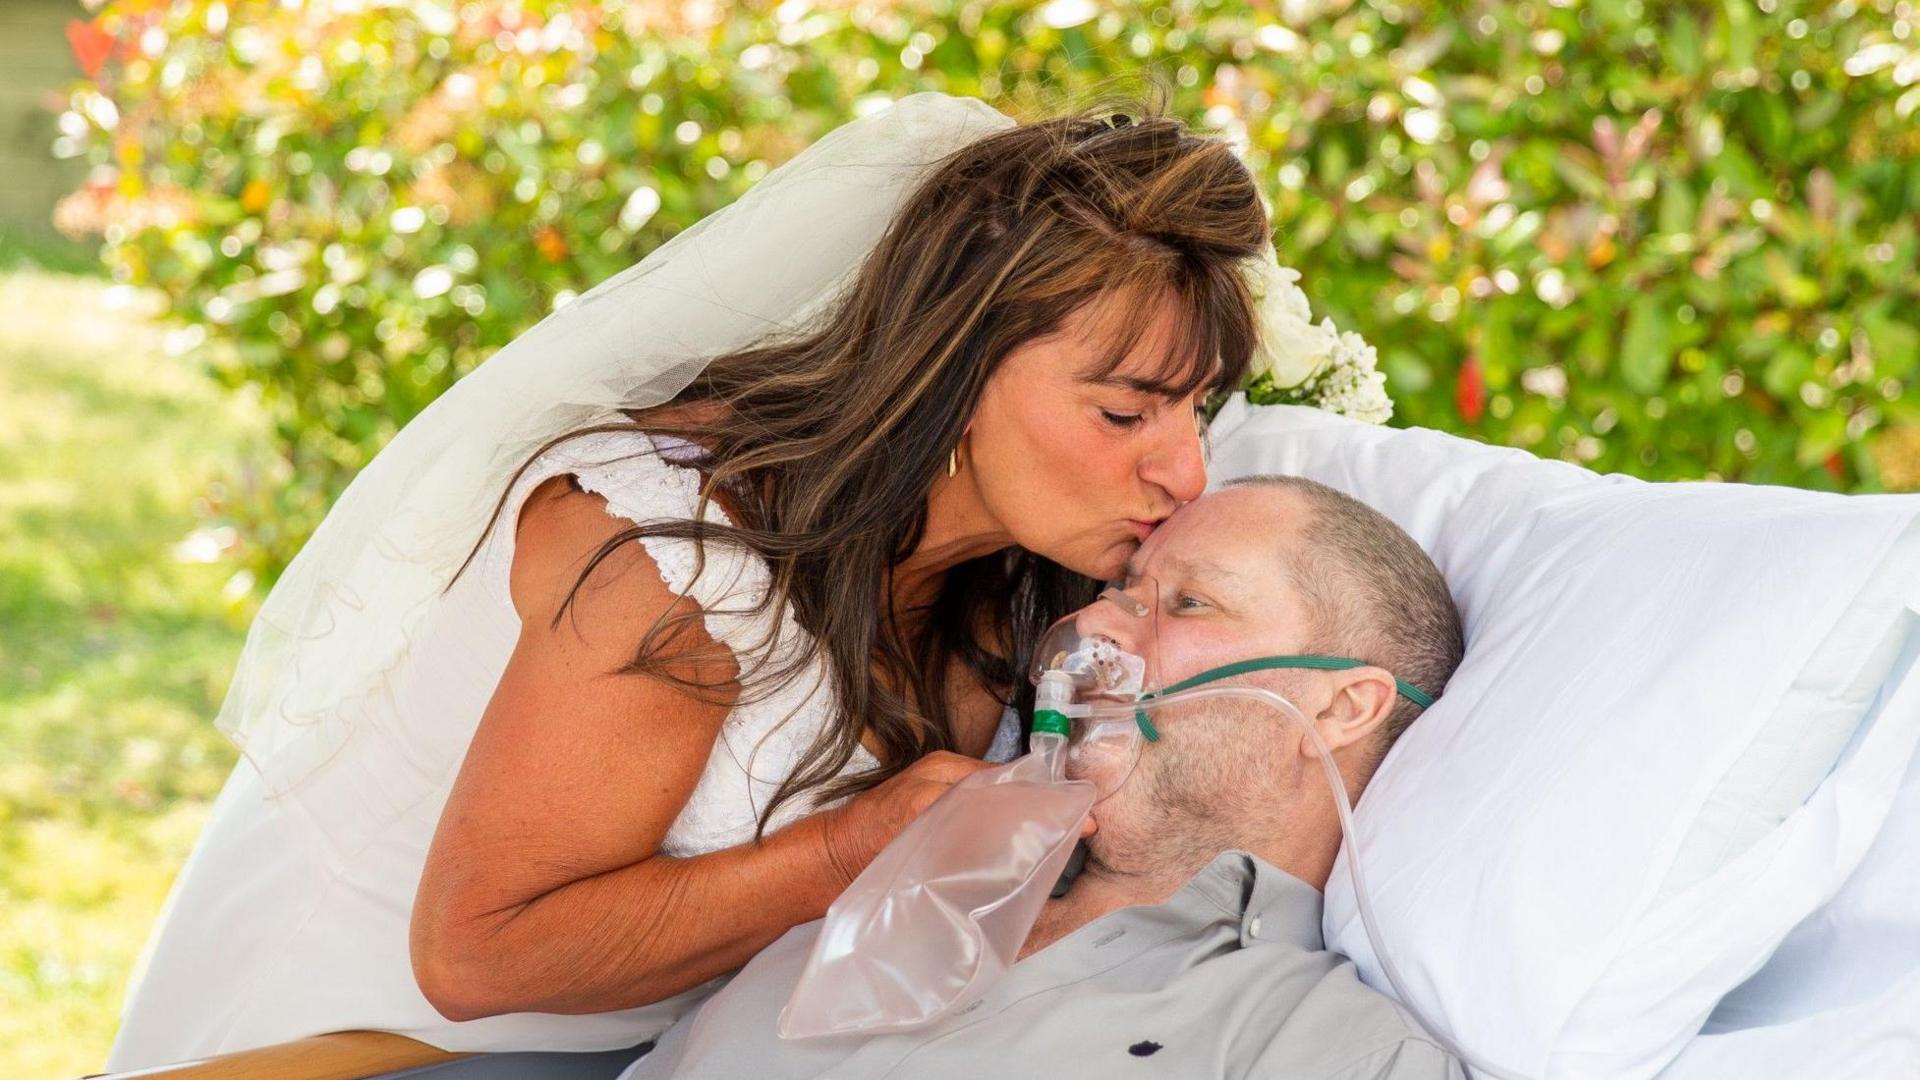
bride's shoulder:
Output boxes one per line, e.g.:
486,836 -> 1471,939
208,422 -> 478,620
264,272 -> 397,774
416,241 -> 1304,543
502,423 -> 741,622
504,468 -> 730,665
505,472 -> 652,625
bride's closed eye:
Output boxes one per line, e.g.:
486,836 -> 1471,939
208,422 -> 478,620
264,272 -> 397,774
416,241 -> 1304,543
1101,398 -> 1209,434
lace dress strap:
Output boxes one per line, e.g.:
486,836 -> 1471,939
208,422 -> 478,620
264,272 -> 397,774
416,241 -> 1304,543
482,428 -> 784,676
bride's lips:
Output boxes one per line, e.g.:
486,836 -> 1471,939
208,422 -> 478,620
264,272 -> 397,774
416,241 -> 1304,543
1125,519 -> 1160,541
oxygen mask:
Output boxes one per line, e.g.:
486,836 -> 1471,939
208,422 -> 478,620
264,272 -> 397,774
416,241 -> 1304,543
1028,584 -> 1159,802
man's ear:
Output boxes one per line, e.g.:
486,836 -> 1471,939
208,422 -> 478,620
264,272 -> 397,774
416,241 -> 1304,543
1301,667 -> 1398,758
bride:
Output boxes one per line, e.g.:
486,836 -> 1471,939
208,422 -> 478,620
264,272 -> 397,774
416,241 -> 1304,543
106,90 -> 1283,1069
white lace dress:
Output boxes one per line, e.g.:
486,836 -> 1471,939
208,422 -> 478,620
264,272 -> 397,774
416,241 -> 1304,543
107,429 -> 1021,1070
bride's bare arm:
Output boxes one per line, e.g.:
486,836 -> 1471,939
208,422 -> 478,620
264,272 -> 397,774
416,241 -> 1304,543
410,476 -> 982,1021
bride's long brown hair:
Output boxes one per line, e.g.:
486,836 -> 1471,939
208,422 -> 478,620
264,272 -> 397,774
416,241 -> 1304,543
458,87 -> 1271,833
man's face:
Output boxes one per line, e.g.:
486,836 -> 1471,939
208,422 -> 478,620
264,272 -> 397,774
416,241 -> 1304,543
1071,484 -> 1318,689
1064,485 -> 1329,869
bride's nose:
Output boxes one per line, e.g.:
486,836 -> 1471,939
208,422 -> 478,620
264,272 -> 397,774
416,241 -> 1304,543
1138,409 -> 1207,506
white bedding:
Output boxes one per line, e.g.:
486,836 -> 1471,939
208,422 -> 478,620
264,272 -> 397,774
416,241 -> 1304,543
1205,396 -> 1920,1078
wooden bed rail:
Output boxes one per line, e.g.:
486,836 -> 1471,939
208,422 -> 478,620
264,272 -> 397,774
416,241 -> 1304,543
80,1030 -> 470,1080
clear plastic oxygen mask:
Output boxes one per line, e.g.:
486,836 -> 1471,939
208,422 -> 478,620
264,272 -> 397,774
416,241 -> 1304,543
1028,586 -> 1156,802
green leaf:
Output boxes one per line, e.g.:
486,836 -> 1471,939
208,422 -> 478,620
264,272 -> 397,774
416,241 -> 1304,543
1480,308 -> 1518,388
1551,153 -> 1609,201
1863,310 -> 1920,376
1722,0 -> 1758,69
1667,10 -> 1703,76
1795,92 -> 1843,134
1795,410 -> 1848,467
1317,138 -> 1350,186
1620,295 -> 1675,395
1763,344 -> 1813,400
1383,348 -> 1433,394
1658,179 -> 1698,237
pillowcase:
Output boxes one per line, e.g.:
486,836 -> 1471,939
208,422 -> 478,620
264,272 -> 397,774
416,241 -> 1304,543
1204,395 -> 1920,1079
1675,624 -> 1920,1068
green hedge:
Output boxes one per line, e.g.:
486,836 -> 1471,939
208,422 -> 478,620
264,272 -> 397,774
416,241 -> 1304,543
57,0 -> 1920,581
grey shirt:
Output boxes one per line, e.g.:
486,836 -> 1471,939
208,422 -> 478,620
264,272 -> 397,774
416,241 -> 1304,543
620,850 -> 1461,1080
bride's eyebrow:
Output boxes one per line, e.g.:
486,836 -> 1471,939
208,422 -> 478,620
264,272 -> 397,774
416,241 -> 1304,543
1087,372 -> 1190,401
1077,343 -> 1225,403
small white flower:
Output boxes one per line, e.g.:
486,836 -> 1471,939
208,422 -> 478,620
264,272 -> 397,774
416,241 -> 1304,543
1308,328 -> 1394,424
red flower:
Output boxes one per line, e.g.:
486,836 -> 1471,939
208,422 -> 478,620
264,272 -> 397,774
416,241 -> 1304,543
1825,451 -> 1847,482
1456,354 -> 1486,425
66,19 -> 114,80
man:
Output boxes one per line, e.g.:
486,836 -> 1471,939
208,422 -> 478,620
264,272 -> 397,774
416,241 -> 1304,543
621,475 -> 1468,1079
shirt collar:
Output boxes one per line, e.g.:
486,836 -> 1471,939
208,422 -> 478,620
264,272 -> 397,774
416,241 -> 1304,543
1178,849 -> 1325,951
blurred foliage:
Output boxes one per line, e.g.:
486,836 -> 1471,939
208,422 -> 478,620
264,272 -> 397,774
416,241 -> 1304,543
54,0 -> 1920,581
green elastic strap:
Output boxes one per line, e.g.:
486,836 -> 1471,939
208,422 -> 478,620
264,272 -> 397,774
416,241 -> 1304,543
1131,655 -> 1436,743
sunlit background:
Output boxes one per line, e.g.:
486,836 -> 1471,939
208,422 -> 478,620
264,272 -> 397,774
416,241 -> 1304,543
4,0 -> 1918,1074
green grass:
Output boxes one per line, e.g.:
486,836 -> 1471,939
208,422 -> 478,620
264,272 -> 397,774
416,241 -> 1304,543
0,225 -> 102,277
0,268 -> 264,1078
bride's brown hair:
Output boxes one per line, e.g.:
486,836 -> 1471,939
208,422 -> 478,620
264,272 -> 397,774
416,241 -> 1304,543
459,86 -> 1271,833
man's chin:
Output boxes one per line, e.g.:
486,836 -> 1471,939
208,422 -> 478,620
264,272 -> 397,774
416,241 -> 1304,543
1084,803 -> 1116,837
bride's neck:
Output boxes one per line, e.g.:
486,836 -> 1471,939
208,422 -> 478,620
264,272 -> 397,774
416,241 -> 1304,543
634,401 -> 1013,613
888,469 -> 1014,613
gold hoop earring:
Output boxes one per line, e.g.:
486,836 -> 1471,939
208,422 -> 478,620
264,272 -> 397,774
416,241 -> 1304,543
946,446 -> 960,478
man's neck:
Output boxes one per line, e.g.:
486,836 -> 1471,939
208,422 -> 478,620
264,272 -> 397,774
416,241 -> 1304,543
1017,859 -> 1194,961
1018,825 -> 1342,962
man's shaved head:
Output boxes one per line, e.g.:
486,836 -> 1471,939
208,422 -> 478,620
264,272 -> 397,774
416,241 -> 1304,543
1223,475 -> 1464,760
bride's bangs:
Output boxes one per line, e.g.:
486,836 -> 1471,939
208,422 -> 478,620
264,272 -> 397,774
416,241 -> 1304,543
1076,278 -> 1248,402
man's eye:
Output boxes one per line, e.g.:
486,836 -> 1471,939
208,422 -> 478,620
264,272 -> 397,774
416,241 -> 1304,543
1100,409 -> 1145,430
1172,593 -> 1208,611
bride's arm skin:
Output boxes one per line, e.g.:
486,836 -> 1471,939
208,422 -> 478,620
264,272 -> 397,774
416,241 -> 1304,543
410,476 -> 987,1021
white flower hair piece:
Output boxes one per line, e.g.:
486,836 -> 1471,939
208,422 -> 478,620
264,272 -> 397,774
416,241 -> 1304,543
1241,248 -> 1394,425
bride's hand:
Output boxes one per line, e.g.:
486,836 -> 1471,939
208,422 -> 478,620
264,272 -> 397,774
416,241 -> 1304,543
816,751 -> 993,887
814,750 -> 1098,890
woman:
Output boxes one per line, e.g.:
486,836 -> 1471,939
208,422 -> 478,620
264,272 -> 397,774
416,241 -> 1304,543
106,90 -> 1272,1069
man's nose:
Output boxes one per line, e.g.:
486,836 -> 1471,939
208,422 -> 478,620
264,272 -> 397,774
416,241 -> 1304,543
1140,408 -> 1207,507
1074,589 -> 1149,650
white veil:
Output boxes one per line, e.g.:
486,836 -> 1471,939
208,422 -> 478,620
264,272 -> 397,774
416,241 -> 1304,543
217,92 -> 1018,798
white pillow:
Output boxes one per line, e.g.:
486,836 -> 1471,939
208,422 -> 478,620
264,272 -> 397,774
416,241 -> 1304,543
1674,625 -> 1920,1069
1659,965 -> 1920,1079
1204,395 -> 1920,1080
1660,735 -> 1920,1079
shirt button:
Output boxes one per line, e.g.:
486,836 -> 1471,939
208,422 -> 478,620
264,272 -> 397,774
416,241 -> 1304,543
1247,916 -> 1262,939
